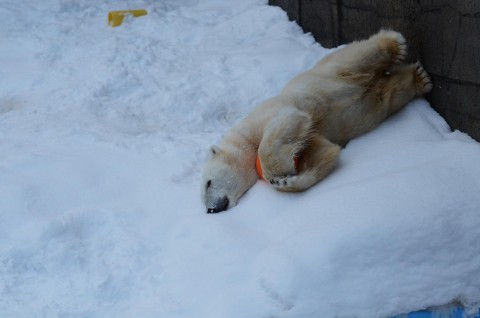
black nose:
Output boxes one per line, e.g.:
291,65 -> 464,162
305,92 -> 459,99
206,197 -> 229,213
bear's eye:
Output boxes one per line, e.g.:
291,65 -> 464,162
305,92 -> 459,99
206,180 -> 212,189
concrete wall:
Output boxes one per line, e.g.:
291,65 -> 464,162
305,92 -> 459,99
269,0 -> 480,141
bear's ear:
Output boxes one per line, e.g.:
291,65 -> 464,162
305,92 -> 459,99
210,145 -> 222,157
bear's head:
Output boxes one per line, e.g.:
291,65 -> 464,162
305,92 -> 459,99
201,145 -> 258,213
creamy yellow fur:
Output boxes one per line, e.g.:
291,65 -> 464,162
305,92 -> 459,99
201,30 -> 432,212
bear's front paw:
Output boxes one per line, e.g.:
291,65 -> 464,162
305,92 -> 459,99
269,175 -> 299,192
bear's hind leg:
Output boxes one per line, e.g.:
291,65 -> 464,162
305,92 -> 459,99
324,30 -> 407,75
270,135 -> 341,192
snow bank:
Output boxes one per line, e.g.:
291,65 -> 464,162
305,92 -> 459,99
1,0 -> 479,317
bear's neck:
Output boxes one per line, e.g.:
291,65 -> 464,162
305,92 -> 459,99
221,128 -> 258,164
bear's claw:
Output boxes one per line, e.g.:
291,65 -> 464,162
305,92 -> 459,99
414,61 -> 432,94
269,178 -> 288,186
393,37 -> 407,64
269,175 -> 298,191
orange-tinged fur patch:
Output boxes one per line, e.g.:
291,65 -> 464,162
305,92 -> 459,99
256,156 -> 298,180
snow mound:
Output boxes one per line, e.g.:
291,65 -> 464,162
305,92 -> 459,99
1,0 -> 479,317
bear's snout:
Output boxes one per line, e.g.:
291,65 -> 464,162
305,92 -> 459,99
207,196 -> 229,213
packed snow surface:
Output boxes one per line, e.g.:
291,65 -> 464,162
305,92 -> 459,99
1,0 -> 480,317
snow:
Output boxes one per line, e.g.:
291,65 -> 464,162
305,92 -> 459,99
1,0 -> 480,317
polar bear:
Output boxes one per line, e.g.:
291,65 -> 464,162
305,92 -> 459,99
201,30 -> 432,213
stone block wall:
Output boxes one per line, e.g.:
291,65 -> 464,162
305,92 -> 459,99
269,0 -> 480,141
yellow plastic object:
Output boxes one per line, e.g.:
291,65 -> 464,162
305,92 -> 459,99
108,9 -> 148,27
